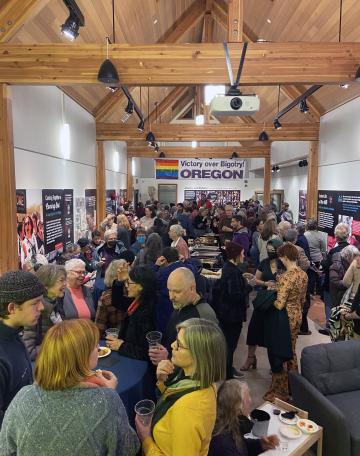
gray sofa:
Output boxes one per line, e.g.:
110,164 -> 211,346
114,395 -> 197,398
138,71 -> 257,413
289,340 -> 360,456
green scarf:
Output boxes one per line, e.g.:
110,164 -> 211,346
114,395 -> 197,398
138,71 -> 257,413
151,370 -> 200,435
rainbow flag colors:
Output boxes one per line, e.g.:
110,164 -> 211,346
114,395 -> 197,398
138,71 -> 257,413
155,159 -> 179,179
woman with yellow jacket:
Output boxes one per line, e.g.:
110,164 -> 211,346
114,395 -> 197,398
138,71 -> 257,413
135,318 -> 226,456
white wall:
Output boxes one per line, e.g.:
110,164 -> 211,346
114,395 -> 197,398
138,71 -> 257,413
12,86 -> 127,196
104,141 -> 127,190
319,97 -> 360,191
271,165 -> 308,222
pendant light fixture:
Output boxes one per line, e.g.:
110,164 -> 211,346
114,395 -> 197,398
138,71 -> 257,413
273,85 -> 282,130
97,1 -> 119,85
146,87 -> 156,146
259,122 -> 269,141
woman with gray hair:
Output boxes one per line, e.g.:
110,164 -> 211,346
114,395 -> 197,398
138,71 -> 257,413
330,245 -> 360,308
169,224 -> 190,259
63,259 -> 95,320
304,218 -> 327,295
133,232 -> 163,266
22,264 -> 66,360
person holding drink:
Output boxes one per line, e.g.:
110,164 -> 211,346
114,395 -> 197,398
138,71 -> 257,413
0,319 -> 139,455
105,265 -> 156,360
135,318 -> 226,455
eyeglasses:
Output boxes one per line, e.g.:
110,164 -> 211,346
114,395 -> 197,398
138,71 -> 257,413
174,338 -> 189,351
70,270 -> 85,275
56,277 -> 67,284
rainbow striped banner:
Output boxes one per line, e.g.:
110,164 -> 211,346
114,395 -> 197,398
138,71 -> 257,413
155,159 -> 179,179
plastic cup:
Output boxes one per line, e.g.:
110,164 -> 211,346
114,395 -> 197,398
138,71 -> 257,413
279,441 -> 288,451
134,399 -> 155,426
105,328 -> 120,339
146,331 -> 162,347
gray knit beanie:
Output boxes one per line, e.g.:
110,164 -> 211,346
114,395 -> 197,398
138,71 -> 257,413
0,270 -> 45,305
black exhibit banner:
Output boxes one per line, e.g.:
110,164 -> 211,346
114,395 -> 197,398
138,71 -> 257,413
42,190 -> 64,254
16,189 -> 27,214
63,189 -> 74,247
85,189 -> 96,233
106,189 -> 116,214
298,190 -> 307,222
317,190 -> 360,239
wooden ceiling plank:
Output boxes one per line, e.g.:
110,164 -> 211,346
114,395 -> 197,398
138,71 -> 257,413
228,0 -> 243,42
96,122 -> 319,142
94,0 -> 207,121
2,42 -> 359,86
158,0 -> 206,44
128,145 -> 270,159
146,86 -> 188,125
0,0 -> 50,42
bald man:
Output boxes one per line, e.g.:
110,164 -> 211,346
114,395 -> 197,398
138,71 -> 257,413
149,267 -> 218,365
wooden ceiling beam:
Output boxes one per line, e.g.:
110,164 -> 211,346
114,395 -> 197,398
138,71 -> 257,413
96,123 -> 319,142
1,42 -> 358,86
212,0 -> 257,42
146,86 -> 188,125
0,0 -> 50,42
128,145 -> 270,159
228,0 -> 243,43
93,0 -> 206,121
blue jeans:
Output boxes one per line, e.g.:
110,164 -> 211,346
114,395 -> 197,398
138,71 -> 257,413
323,290 -> 332,324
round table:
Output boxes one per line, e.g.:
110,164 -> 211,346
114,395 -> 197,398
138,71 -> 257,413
97,341 -> 155,425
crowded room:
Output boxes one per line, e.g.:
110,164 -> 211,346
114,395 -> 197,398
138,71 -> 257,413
1,0 -> 360,455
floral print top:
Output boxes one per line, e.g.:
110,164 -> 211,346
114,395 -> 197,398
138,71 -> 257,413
274,266 -> 308,311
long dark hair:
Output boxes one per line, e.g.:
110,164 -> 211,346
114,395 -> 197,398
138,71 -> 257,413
143,233 -> 163,264
129,265 -> 157,304
261,219 -> 276,241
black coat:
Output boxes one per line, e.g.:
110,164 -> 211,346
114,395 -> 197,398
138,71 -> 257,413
117,300 -> 155,361
213,262 -> 251,323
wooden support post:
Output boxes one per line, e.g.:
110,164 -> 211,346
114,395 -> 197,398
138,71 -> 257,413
127,158 -> 134,202
96,141 -> 106,226
263,156 -> 271,206
0,84 -> 18,273
307,141 -> 319,219
228,0 -> 243,42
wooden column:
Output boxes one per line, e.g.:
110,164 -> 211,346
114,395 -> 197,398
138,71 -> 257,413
306,141 -> 319,219
263,156 -> 271,205
127,157 -> 134,202
228,0 -> 243,42
0,84 -> 18,273
96,141 -> 106,226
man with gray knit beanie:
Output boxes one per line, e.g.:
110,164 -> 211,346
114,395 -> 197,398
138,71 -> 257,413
0,270 -> 44,425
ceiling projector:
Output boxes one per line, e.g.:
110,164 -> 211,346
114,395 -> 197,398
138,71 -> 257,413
210,94 -> 260,116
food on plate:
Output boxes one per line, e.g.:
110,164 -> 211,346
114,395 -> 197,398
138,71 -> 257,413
98,347 -> 110,357
282,411 -> 297,420
296,419 -> 318,434
279,425 -> 302,439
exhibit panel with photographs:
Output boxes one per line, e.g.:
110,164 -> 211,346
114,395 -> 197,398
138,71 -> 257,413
317,190 -> 360,247
299,190 -> 307,221
184,189 -> 241,206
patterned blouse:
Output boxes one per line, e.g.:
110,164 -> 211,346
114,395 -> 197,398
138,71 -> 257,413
274,266 -> 308,312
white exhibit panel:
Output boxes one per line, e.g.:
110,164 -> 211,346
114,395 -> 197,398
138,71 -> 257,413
319,97 -> 360,191
104,141 -> 128,191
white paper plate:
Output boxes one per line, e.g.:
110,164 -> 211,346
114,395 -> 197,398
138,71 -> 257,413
98,346 -> 111,358
279,413 -> 298,425
297,419 -> 319,434
279,425 -> 302,440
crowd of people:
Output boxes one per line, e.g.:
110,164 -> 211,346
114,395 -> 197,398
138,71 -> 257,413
1,194 -> 360,455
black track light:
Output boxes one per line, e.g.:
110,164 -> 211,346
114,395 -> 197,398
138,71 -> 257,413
273,119 -> 282,130
300,99 -> 309,114
299,159 -> 308,167
231,152 -> 239,159
355,66 -> 360,82
146,131 -> 155,144
271,165 -> 280,173
150,141 -> 157,149
60,1 -> 84,41
159,152 -> 166,158
106,86 -> 119,93
155,144 -> 160,152
137,119 -> 145,132
259,131 -> 269,141
125,100 -> 134,115
97,59 -> 119,85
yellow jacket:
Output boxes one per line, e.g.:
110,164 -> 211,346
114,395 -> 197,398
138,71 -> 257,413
142,386 -> 216,456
